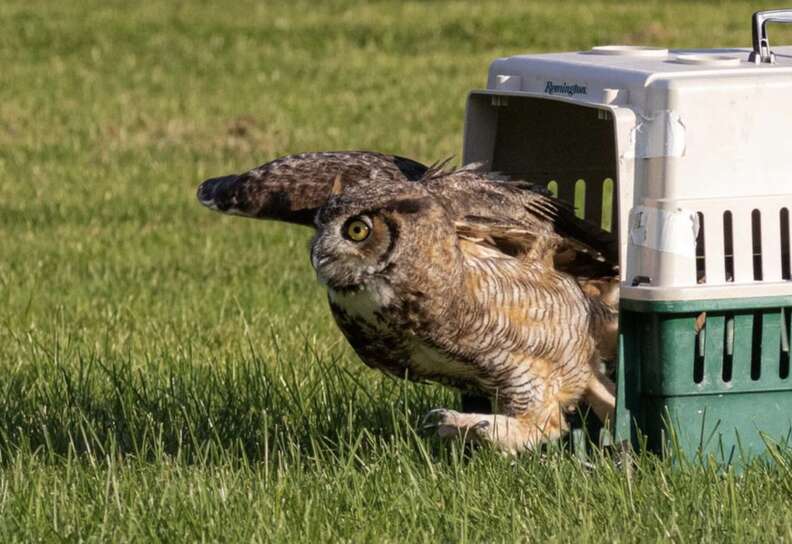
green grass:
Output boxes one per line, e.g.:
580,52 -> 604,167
2,0 -> 792,540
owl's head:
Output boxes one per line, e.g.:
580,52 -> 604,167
310,179 -> 459,292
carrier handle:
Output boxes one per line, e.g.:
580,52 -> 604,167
749,9 -> 792,64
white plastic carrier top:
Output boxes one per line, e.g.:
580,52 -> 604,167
462,10 -> 792,302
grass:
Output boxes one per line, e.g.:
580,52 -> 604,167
2,0 -> 792,540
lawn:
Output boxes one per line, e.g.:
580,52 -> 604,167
2,0 -> 792,541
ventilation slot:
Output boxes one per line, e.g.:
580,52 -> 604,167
601,178 -> 614,232
723,211 -> 734,282
782,208 -> 790,280
696,211 -> 706,284
574,179 -> 586,219
781,308 -> 790,380
723,313 -> 734,382
693,321 -> 705,384
751,312 -> 763,381
752,209 -> 763,281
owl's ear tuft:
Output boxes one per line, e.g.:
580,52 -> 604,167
331,174 -> 344,196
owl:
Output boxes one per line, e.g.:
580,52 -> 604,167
197,152 -> 619,444
310,171 -> 616,453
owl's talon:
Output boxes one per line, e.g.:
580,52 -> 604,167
423,407 -> 452,420
421,408 -> 492,442
421,408 -> 458,430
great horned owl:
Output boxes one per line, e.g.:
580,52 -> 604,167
197,151 -> 619,447
310,173 -> 616,453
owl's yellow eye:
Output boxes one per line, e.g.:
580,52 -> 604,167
345,219 -> 371,242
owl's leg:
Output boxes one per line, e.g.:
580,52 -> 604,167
583,370 -> 616,425
422,405 -> 566,454
425,354 -> 607,453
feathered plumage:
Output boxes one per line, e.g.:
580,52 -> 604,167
197,151 -> 619,450
310,178 -> 616,452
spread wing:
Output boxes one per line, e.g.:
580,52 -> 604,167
197,151 -> 428,225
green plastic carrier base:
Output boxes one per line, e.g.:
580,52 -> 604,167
616,296 -> 792,466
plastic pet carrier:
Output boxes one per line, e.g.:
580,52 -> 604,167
462,10 -> 792,465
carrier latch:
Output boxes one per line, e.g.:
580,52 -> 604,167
749,9 -> 792,64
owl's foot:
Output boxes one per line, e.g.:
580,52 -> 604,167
422,408 -> 492,442
422,408 -> 561,454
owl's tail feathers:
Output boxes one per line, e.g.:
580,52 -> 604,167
583,371 -> 616,426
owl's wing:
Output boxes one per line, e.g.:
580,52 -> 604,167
197,151 -> 428,225
454,217 -> 560,264
422,165 -> 556,228
422,166 -> 617,278
473,171 -> 618,266
477,175 -> 618,279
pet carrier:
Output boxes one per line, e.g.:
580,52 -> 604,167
462,10 -> 792,465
